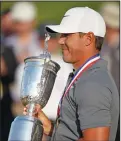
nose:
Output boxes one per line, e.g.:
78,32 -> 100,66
58,36 -> 65,45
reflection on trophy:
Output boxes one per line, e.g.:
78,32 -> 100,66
8,33 -> 60,141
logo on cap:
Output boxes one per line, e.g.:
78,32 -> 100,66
63,15 -> 69,18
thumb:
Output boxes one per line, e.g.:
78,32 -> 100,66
38,110 -> 51,127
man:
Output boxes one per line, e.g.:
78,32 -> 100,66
24,7 -> 119,141
1,8 -> 13,51
1,3 -> 42,140
1,8 -> 13,38
100,2 -> 120,91
4,2 -> 42,63
1,47 -> 18,141
99,3 -> 120,141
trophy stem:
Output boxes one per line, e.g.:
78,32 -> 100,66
27,103 -> 35,116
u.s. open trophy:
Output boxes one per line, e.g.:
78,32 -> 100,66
8,33 -> 60,141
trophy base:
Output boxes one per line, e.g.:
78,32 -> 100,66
8,115 -> 43,141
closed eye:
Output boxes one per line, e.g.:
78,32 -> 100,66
60,33 -> 70,38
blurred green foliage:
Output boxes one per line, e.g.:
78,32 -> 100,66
1,1 -> 119,27
1,2 -> 103,25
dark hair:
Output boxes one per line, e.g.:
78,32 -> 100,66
79,32 -> 104,51
95,36 -> 104,51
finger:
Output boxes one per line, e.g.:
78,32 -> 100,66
23,111 -> 27,115
37,109 -> 47,119
35,104 -> 41,109
26,105 -> 29,108
24,107 -> 27,112
34,104 -> 42,113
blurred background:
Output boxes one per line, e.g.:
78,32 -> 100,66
0,1 -> 120,141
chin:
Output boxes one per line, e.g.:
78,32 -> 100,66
62,56 -> 72,63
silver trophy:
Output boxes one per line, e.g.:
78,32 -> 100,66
8,33 -> 60,141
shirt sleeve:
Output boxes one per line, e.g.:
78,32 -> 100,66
75,82 -> 112,130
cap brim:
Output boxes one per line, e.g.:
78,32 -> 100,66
46,25 -> 75,33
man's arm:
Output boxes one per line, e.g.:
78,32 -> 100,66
78,127 -> 110,141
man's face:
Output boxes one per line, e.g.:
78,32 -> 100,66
1,13 -> 13,34
13,20 -> 35,34
58,33 -> 85,63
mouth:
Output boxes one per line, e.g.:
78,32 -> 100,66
61,49 -> 70,56
61,45 -> 68,50
62,48 -> 68,52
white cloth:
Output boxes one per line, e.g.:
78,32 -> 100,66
10,63 -> 24,102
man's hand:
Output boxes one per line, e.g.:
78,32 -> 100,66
23,104 -> 53,136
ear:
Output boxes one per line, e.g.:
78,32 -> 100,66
85,32 -> 95,46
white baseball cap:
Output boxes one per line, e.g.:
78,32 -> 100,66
11,2 -> 36,22
46,7 -> 106,37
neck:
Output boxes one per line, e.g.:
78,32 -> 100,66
73,52 -> 99,70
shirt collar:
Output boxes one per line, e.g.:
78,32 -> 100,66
72,54 -> 100,75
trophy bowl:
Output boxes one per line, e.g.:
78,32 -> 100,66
21,56 -> 60,108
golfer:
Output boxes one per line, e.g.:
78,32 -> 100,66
24,7 -> 119,141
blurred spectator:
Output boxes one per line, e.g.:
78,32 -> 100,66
4,2 -> 42,63
38,22 -> 72,121
1,8 -> 13,50
1,47 -> 18,96
1,47 -> 18,141
6,2 -> 42,109
1,8 -> 13,37
1,2 -> 43,141
100,2 -> 119,91
100,2 -> 120,141
1,9 -> 15,140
